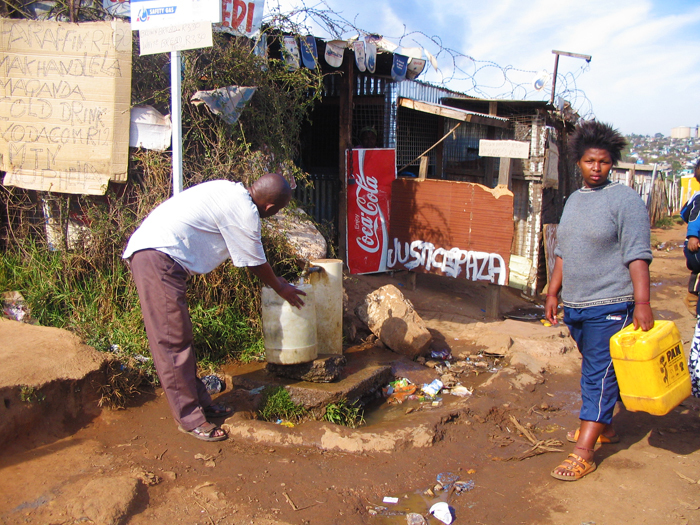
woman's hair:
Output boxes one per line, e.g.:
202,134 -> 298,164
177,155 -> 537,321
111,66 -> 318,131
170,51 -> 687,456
569,120 -> 627,164
695,158 -> 700,174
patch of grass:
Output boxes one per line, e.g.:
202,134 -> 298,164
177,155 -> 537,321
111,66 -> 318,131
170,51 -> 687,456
258,386 -> 307,423
654,216 -> 676,229
19,385 -> 45,404
322,398 -> 365,428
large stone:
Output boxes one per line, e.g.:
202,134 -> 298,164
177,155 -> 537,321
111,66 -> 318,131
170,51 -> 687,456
266,355 -> 347,383
68,476 -> 140,525
266,207 -> 327,262
355,284 -> 432,359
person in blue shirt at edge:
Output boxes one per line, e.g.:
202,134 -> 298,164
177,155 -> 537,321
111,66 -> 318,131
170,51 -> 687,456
545,120 -> 654,481
681,158 -> 700,398
123,173 -> 306,442
681,159 -> 700,315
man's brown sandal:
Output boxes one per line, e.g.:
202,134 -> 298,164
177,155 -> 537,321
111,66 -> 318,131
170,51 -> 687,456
551,453 -> 596,481
178,421 -> 228,442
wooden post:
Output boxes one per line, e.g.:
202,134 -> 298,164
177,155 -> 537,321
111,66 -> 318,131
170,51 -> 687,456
338,50 -> 354,264
408,272 -> 417,291
486,284 -> 501,318
418,156 -> 429,180
498,157 -> 512,188
485,102 -> 498,186
435,116 -> 444,179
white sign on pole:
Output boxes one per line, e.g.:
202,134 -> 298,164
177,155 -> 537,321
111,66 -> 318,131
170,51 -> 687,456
130,0 -> 221,29
139,21 -> 213,55
478,139 -> 531,159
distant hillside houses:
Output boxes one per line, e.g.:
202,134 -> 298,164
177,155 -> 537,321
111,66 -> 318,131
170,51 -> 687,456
625,130 -> 699,175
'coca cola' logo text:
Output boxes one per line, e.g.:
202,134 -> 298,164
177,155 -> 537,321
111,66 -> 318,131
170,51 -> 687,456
354,172 -> 382,253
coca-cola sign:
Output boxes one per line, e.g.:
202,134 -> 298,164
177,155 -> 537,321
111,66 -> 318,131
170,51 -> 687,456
346,148 -> 396,274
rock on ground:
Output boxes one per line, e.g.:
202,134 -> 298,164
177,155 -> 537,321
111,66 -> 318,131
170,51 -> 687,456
355,284 -> 432,359
68,475 -> 140,525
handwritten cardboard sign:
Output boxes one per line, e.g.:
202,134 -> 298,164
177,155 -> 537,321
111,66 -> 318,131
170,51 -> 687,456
478,139 -> 530,159
139,21 -> 212,55
0,19 -> 132,195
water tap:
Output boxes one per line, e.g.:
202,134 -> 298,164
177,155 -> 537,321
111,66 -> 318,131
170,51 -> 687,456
300,262 -> 323,278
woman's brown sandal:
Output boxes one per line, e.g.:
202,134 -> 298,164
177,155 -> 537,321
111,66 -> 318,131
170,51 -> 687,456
550,453 -> 597,481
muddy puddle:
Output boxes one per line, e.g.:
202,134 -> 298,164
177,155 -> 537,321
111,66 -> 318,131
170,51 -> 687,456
361,352 -> 507,427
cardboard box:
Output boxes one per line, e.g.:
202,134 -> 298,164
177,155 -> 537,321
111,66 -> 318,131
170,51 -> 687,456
0,19 -> 132,195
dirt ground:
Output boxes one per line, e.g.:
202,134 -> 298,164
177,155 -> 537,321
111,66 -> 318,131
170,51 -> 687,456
1,224 -> 700,525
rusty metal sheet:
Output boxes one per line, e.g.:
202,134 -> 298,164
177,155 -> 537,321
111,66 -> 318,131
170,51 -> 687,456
388,179 -> 513,285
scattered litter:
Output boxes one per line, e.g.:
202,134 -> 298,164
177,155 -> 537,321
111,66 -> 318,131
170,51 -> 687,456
422,379 -> 443,397
540,319 -> 552,327
110,344 -> 121,353
431,348 -> 452,360
249,386 -> 266,395
453,480 -> 475,493
429,502 -> 454,524
383,378 -> 417,404
134,354 -> 151,363
382,496 -> 399,504
275,419 -> 295,428
201,374 -> 224,394
436,472 -> 459,491
2,291 -> 32,323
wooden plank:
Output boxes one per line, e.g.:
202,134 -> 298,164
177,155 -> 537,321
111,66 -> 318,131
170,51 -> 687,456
398,98 -> 509,128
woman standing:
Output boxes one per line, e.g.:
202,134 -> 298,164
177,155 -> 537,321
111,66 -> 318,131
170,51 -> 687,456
545,120 -> 654,481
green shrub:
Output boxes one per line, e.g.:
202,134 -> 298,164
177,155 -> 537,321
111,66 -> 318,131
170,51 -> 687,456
322,398 -> 365,428
0,23 -> 324,382
258,386 -> 307,423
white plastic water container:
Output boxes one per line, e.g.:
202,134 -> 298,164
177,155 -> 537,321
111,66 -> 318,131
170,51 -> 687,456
261,283 -> 318,364
308,259 -> 343,355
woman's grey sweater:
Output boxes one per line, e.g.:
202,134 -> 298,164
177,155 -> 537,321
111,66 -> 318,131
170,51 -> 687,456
554,181 -> 652,308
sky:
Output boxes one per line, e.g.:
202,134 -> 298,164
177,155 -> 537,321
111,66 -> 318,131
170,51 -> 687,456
265,0 -> 700,136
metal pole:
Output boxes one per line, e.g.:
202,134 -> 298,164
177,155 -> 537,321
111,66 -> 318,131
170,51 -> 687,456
549,50 -> 591,106
171,50 -> 183,195
549,54 -> 560,106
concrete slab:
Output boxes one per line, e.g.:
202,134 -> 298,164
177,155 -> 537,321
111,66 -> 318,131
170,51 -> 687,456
223,343 -> 439,410
0,319 -> 107,446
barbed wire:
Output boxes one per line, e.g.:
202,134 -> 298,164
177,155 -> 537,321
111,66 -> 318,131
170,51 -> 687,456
264,0 -> 595,120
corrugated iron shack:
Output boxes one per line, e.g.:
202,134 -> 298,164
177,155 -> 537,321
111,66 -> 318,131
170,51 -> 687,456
295,44 -> 579,297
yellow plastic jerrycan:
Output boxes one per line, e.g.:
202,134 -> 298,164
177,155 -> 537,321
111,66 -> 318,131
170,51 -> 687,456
609,320 -> 691,416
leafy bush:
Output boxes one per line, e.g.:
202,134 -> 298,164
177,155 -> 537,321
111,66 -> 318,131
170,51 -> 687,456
0,24 -> 325,376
